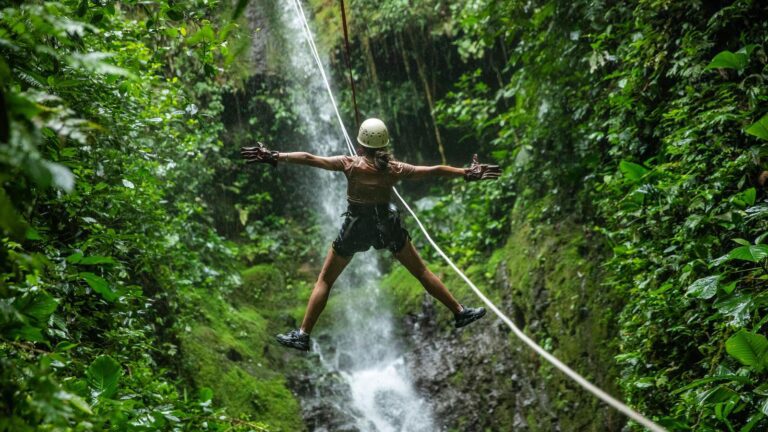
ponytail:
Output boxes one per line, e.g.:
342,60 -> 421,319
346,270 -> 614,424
359,146 -> 392,171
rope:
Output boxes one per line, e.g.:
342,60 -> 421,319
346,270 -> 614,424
290,0 -> 356,155
288,1 -> 666,431
339,0 -> 361,130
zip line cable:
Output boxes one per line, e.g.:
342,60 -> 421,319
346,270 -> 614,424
288,1 -> 665,431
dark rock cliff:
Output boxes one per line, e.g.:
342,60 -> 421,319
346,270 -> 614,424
388,221 -> 627,431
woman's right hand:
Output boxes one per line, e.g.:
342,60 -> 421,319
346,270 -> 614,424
464,154 -> 501,181
240,142 -> 279,167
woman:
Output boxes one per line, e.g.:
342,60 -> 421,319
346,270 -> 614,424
240,118 -> 501,351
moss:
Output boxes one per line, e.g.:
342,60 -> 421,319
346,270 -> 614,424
377,252 -> 497,324
234,264 -> 285,308
239,264 -> 315,331
217,367 -> 300,430
179,266 -> 305,431
379,266 -> 425,316
490,220 -> 622,431
179,318 -> 302,430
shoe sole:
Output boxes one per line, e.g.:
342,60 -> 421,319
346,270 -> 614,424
455,308 -> 487,328
275,336 -> 310,352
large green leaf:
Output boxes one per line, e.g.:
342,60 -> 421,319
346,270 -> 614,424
732,188 -> 757,207
81,272 -> 118,302
728,245 -> 768,262
619,160 -> 649,182
22,158 -> 74,192
746,114 -> 768,141
697,385 -> 740,405
86,355 -> 121,399
725,330 -> 768,372
5,91 -> 42,119
12,291 -> 58,324
742,412 -> 766,432
199,387 -> 214,402
8,325 -> 44,342
706,50 -> 747,71
716,294 -> 754,327
686,275 -> 720,299
671,374 -> 751,395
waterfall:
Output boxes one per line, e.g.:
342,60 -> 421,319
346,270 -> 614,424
273,2 -> 435,431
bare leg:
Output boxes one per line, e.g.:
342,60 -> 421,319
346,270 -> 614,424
393,240 -> 462,315
299,247 -> 351,334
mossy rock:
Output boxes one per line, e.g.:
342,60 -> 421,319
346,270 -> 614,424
179,284 -> 304,431
490,221 -> 622,431
217,367 -> 301,431
235,264 -> 285,307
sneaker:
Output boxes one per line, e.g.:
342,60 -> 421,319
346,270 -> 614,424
454,305 -> 486,328
275,329 -> 310,351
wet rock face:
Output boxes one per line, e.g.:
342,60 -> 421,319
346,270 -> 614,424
399,223 -> 626,432
402,298 -> 530,431
245,2 -> 270,74
289,363 -> 362,432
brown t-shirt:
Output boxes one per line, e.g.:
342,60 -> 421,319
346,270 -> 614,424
328,155 -> 417,204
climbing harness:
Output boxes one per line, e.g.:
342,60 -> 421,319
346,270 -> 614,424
333,203 -> 409,258
288,1 -> 666,431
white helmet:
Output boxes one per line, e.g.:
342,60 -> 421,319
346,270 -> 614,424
357,118 -> 389,148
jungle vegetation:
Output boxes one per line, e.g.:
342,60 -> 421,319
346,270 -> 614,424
2,0 -> 768,431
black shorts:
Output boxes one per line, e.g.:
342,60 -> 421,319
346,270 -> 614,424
332,203 -> 410,258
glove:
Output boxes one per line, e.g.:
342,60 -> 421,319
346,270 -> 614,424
240,142 -> 279,167
463,154 -> 501,182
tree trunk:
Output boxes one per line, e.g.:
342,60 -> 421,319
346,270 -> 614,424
407,28 -> 447,164
361,34 -> 383,109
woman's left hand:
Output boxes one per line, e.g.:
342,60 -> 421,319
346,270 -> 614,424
464,154 -> 501,181
241,142 -> 279,167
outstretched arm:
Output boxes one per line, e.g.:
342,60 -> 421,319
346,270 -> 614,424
409,165 -> 466,180
408,154 -> 501,181
240,143 -> 343,171
277,152 -> 343,171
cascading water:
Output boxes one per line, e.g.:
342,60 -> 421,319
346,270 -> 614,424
274,2 -> 435,431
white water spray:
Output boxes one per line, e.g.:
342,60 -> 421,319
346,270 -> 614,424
275,2 -> 434,431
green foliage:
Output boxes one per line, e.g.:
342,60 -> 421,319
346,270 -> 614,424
0,0 -> 300,430
425,1 -> 768,428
